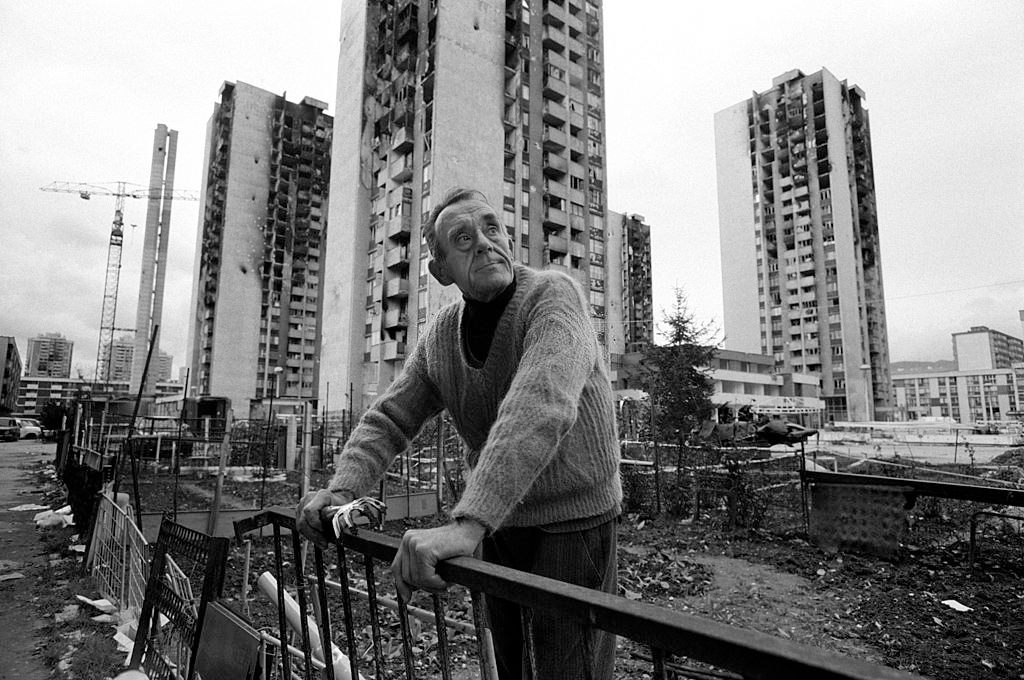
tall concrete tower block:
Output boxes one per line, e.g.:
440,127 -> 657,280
186,82 -> 332,415
322,0 -> 614,413
131,124 -> 178,395
715,68 -> 893,422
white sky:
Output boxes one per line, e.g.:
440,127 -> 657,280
2,1 -> 1022,379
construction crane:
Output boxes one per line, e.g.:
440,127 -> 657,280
41,181 -> 199,383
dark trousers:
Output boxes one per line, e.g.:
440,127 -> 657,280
481,519 -> 618,680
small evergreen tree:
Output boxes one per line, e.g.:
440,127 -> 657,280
642,288 -> 718,440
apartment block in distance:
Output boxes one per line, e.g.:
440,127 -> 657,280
323,0 -> 619,411
186,81 -> 332,416
607,211 -> 653,355
1,336 -> 22,413
715,68 -> 892,422
25,332 -> 73,378
105,335 -> 174,384
952,325 -> 1024,371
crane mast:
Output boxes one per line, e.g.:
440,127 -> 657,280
96,184 -> 128,382
41,179 -> 197,384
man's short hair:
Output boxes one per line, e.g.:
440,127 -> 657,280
423,187 -> 489,259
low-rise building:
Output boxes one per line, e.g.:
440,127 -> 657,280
711,349 -> 824,425
892,365 -> 1021,423
15,376 -> 184,416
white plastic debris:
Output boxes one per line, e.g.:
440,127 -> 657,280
76,595 -> 118,614
34,505 -> 74,529
9,503 -> 49,511
941,599 -> 973,612
113,629 -> 135,653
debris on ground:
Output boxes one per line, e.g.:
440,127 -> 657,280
9,503 -> 50,511
34,505 -> 74,529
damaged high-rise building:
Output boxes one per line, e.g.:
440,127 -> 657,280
715,68 -> 893,422
321,0 -> 639,411
186,81 -> 332,414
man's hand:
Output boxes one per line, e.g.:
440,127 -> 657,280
392,518 -> 486,602
296,489 -> 353,548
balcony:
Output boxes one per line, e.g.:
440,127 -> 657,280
382,339 -> 407,361
383,308 -> 409,329
384,277 -> 409,299
503,104 -> 519,129
569,108 -> 585,133
391,126 -> 414,153
547,234 -> 569,253
569,240 -> 586,259
544,180 -> 568,204
542,126 -> 567,151
384,245 -> 410,269
396,14 -> 417,44
543,101 -> 567,125
386,213 -> 411,240
545,49 -> 567,72
542,25 -> 564,50
564,32 -> 583,57
543,153 -> 568,177
392,100 -> 415,126
543,206 -> 568,230
389,155 -> 414,182
542,75 -> 567,101
566,9 -> 584,34
543,1 -> 566,27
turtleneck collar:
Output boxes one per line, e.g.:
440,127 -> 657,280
462,276 -> 517,366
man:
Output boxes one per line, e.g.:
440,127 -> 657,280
297,187 -> 621,679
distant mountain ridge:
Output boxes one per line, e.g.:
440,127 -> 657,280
890,360 -> 958,374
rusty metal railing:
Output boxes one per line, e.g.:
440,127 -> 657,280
235,507 -> 923,680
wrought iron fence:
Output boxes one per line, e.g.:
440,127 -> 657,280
234,508 -> 923,680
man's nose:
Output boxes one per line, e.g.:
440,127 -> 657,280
473,230 -> 493,252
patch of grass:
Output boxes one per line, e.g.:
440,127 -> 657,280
68,630 -> 122,680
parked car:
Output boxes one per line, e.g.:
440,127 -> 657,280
0,417 -> 20,442
17,418 -> 43,440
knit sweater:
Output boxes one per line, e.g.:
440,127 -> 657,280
329,265 -> 622,531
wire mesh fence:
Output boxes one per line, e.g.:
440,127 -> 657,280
620,443 -> 806,532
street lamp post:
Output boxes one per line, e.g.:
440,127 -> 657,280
259,366 -> 284,510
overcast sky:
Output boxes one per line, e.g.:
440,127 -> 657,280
2,1 -> 1022,380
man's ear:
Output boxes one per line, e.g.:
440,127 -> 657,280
428,258 -> 453,286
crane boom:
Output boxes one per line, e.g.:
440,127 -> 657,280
41,179 -> 198,382
41,181 -> 199,202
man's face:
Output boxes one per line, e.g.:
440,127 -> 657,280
432,198 -> 514,302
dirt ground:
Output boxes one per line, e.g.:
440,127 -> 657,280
16,448 -> 1024,679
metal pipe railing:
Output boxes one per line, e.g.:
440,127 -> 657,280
236,508 -> 923,680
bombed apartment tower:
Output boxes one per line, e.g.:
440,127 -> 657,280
609,211 -> 653,355
26,332 -> 73,378
322,0 -> 614,411
186,82 -> 332,414
130,124 -> 178,396
715,68 -> 893,422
